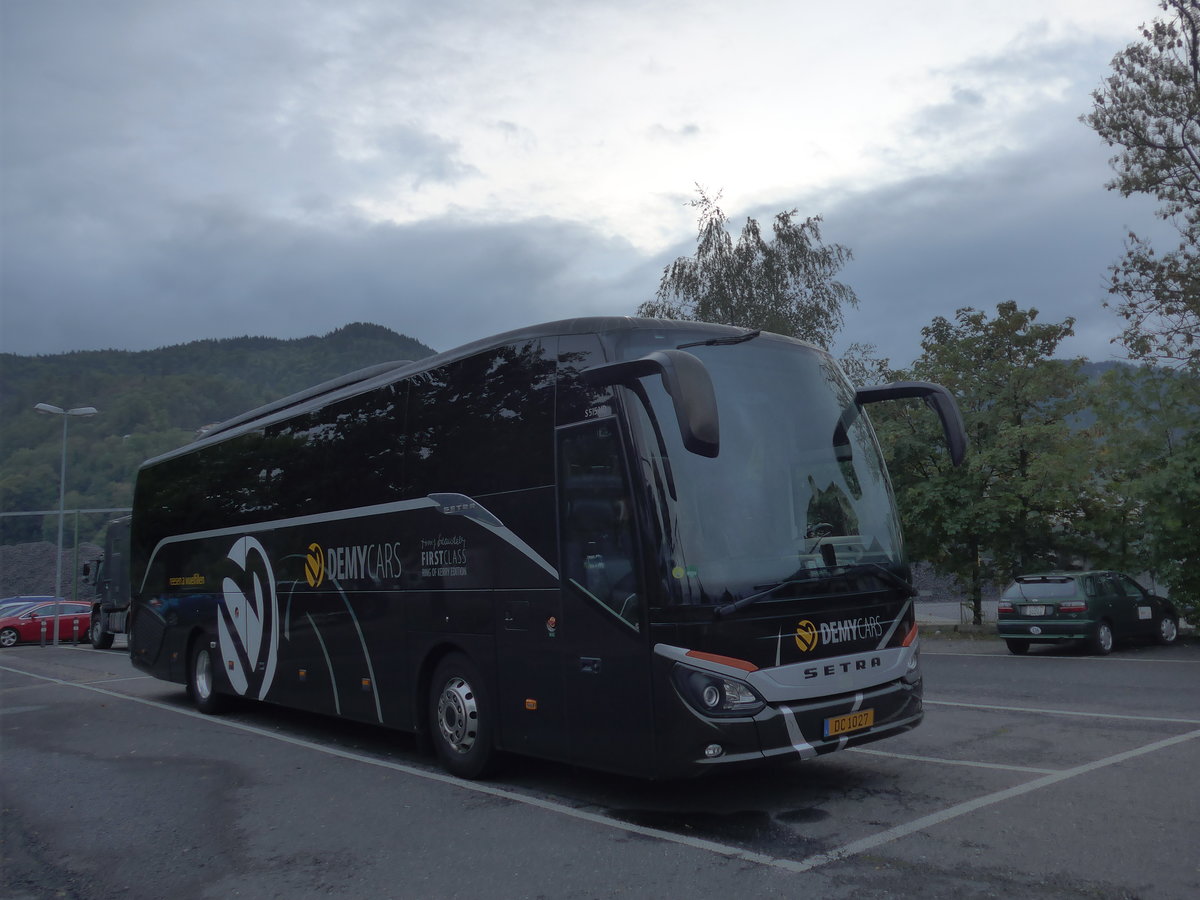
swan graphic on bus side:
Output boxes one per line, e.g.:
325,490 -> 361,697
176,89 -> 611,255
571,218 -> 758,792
218,536 -> 280,702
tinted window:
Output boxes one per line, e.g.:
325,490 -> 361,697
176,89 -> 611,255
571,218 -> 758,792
1115,575 -> 1145,599
134,341 -> 554,555
407,340 -> 554,497
557,334 -> 612,425
1003,579 -> 1079,599
267,381 -> 407,514
620,335 -> 903,606
558,419 -> 640,630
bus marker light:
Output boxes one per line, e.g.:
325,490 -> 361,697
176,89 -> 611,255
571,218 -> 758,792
525,699 -> 538,710
298,669 -> 307,682
361,678 -> 372,691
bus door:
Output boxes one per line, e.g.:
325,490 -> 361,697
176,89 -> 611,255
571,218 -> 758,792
494,580 -> 567,760
556,419 -> 656,772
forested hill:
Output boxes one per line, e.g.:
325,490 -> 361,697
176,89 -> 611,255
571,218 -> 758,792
0,323 -> 435,543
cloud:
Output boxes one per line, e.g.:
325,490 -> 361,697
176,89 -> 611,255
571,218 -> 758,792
1,0 -> 1171,367
2,169 -> 662,355
825,120 -> 1166,367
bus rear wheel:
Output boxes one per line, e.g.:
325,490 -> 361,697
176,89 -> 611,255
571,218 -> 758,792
429,653 -> 496,779
189,639 -> 229,715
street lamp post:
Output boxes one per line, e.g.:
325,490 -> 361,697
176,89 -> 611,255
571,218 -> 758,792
35,403 -> 99,645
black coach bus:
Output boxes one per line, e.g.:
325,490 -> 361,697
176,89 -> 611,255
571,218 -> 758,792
129,317 -> 966,779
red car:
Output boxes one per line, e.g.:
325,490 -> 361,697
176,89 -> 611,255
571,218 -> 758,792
0,598 -> 91,647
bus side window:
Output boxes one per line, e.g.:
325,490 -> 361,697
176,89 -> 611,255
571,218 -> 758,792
557,333 -> 613,425
558,420 -> 640,630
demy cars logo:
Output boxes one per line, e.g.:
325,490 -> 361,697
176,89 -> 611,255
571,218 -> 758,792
793,616 -> 885,653
820,616 -> 884,646
794,620 -> 819,652
305,542 -> 325,588
304,538 -> 405,586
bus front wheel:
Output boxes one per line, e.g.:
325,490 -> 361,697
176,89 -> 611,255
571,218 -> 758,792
429,653 -> 496,779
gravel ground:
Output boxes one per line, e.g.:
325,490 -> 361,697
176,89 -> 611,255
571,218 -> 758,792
0,540 -> 101,601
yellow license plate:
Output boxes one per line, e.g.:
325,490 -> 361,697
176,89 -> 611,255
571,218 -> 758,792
824,708 -> 875,738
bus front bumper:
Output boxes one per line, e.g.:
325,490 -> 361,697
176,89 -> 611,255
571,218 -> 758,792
660,677 -> 923,776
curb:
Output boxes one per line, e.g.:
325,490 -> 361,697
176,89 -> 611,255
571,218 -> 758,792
918,623 -> 996,638
916,622 -> 1200,643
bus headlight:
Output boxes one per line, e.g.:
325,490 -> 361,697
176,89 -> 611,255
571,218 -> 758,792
903,644 -> 921,685
673,666 -> 765,717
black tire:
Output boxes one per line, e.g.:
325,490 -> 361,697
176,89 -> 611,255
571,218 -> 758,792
1087,621 -> 1114,656
90,614 -> 114,650
188,638 -> 229,714
1005,639 -> 1031,655
428,653 -> 496,779
1155,614 -> 1179,646
0,627 -> 18,649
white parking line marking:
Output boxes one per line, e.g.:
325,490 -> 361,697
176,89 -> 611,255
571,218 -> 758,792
850,747 -> 1059,774
5,662 -> 1197,877
0,705 -> 47,715
792,727 -> 1200,872
926,699 -> 1200,726
0,664 -> 808,873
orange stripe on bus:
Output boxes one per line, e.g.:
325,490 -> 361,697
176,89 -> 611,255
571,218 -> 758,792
685,650 -> 759,672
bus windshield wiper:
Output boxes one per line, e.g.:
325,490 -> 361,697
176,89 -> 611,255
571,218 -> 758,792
714,571 -> 837,618
714,562 -> 915,619
677,329 -> 761,350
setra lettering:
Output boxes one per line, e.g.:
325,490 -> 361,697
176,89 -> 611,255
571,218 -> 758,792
803,656 -> 884,679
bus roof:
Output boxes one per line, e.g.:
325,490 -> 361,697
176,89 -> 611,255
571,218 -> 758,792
141,317 -> 795,469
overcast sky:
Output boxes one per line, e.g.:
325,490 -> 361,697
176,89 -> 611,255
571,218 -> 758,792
0,0 -> 1174,367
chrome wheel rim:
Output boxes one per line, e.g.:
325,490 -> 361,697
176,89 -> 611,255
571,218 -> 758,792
0,630 -> 16,648
194,649 -> 213,700
1098,624 -> 1113,653
1160,617 -> 1178,643
436,675 -> 478,754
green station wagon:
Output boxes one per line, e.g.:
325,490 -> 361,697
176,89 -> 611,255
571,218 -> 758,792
997,571 -> 1180,655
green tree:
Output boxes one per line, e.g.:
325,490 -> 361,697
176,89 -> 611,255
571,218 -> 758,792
876,302 -> 1091,623
638,187 -> 858,347
0,456 -> 58,543
1087,365 -> 1200,620
0,325 -> 435,536
1083,0 -> 1200,370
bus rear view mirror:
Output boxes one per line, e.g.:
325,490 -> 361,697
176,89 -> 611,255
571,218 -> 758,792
855,381 -> 968,466
583,349 -> 720,458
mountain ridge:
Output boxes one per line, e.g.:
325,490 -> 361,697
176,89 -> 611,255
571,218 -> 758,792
0,322 -> 437,544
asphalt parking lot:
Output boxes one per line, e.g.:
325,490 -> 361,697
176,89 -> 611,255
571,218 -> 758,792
2,634 -> 1198,899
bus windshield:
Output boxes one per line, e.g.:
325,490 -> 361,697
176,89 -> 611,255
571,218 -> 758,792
619,332 -> 904,608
